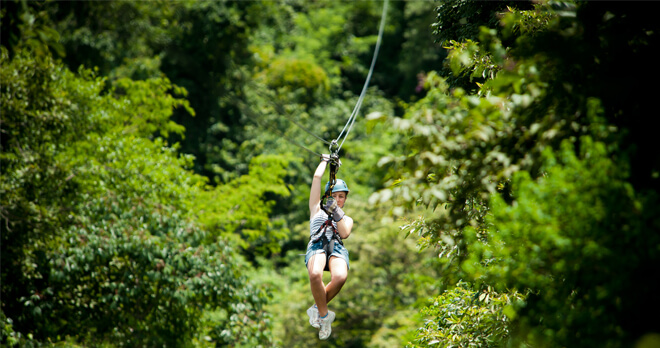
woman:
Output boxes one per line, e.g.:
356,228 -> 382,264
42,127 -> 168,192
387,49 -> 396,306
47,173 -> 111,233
305,154 -> 354,340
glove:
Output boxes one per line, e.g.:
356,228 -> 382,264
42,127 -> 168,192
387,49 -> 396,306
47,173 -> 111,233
329,154 -> 342,168
323,197 -> 345,222
320,154 -> 342,168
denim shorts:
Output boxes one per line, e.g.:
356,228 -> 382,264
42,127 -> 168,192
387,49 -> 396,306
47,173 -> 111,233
305,240 -> 350,270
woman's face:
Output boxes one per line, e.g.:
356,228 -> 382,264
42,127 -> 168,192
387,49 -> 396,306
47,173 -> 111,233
332,191 -> 348,208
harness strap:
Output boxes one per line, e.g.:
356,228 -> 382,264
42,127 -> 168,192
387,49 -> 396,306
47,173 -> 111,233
311,219 -> 343,272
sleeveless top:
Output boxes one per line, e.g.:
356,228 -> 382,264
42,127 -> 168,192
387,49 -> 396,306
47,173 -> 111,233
309,210 -> 339,245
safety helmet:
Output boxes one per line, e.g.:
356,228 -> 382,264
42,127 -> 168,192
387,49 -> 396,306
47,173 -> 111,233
325,179 -> 349,194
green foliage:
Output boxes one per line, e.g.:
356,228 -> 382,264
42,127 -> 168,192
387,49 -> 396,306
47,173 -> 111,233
433,0 -> 508,44
46,0 -> 271,178
2,311 -> 24,347
371,1 -> 445,101
500,5 -> 557,37
259,57 -> 330,104
409,282 -> 524,348
1,0 -> 65,59
108,77 -> 192,138
287,3 -> 351,83
10,1 -> 638,346
380,1 -> 660,347
1,48 -> 86,343
47,0 -> 183,77
373,1 -> 616,283
264,57 -> 329,92
443,38 -> 497,92
463,137 -> 655,346
432,0 -> 534,90
372,71 -> 515,265
47,198 -> 269,347
194,154 -> 291,256
1,47 -> 273,346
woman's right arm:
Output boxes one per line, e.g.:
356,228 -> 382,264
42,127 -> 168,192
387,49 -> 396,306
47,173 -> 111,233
309,155 -> 329,219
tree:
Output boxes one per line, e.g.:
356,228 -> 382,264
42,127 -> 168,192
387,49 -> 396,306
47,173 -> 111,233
433,0 -> 534,92
464,137 -> 655,346
0,0 -> 65,59
374,1 -> 660,346
46,0 -> 268,179
408,282 -> 524,348
1,45 -> 273,346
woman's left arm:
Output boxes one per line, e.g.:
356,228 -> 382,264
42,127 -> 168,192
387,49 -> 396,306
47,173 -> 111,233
336,215 -> 353,239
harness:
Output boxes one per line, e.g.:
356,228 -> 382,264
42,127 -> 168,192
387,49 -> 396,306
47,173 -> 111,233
310,140 -> 343,271
310,218 -> 344,272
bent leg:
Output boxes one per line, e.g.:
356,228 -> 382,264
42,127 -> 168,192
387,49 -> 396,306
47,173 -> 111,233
307,253 -> 329,316
325,256 -> 348,304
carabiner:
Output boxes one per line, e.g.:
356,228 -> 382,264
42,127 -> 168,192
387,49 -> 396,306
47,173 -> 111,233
329,139 -> 339,156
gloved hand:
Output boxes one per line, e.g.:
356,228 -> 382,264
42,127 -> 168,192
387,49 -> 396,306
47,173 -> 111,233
320,154 -> 341,168
323,197 -> 345,222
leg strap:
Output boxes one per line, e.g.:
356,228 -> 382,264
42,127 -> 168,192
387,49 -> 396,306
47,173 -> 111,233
322,238 -> 335,272
311,219 -> 343,272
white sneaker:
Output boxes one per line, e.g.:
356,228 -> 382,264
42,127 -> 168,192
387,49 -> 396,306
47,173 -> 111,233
307,305 -> 320,329
318,310 -> 336,340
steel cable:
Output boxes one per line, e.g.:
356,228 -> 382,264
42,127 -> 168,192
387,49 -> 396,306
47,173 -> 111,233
336,0 -> 389,153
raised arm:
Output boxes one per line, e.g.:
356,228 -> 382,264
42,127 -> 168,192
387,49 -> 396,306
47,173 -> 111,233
309,155 -> 330,219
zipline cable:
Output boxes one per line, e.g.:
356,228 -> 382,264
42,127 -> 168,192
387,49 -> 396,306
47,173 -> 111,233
335,0 -> 389,153
240,0 -> 388,157
237,101 -> 324,157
